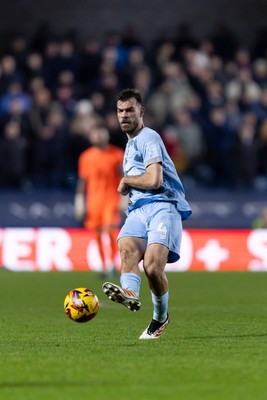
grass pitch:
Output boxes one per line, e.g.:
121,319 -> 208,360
0,270 -> 267,400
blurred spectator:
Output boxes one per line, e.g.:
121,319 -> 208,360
27,85 -> 68,188
55,70 -> 78,117
171,109 -> 206,179
235,48 -> 251,69
0,80 -> 31,117
251,88 -> 267,123
161,125 -> 187,173
31,107 -> 68,188
205,106 -> 236,186
1,96 -> 32,140
0,55 -> 23,93
203,79 -> 225,112
8,34 -> 28,71
125,46 -> 147,78
186,92 -> 206,127
209,54 -> 228,84
59,39 -> 81,80
25,52 -> 44,82
43,39 -> 62,90
252,58 -> 267,87
147,61 -> 193,127
183,49 -> 213,99
199,37 -> 214,58
103,30 -> 128,69
56,84 -> 76,118
27,77 -> 46,100
132,65 -> 153,101
89,91 -> 107,116
225,67 -> 261,107
225,100 -> 242,131
153,40 -> 176,78
0,121 -> 27,188
57,69 -> 75,88
233,120 -> 258,187
68,100 -> 102,176
95,70 -> 121,111
28,86 -> 60,135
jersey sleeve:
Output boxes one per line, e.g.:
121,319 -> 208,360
141,131 -> 163,168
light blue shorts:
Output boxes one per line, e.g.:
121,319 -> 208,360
118,202 -> 182,263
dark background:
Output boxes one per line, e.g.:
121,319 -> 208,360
0,0 -> 267,46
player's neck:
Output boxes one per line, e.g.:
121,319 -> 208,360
126,124 -> 145,140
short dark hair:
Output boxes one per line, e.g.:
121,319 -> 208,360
116,88 -> 143,106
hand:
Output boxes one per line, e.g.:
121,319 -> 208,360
118,178 -> 130,196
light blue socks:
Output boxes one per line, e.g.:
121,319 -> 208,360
151,291 -> 169,322
120,272 -> 141,297
120,273 -> 168,321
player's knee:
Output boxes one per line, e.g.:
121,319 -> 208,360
143,260 -> 159,279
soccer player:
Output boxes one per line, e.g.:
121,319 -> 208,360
102,88 -> 192,339
75,122 -> 124,277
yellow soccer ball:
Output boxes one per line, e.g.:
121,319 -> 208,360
64,287 -> 99,322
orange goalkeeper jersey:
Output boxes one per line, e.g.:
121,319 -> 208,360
78,145 -> 124,229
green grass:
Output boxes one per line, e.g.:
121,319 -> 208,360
0,270 -> 267,400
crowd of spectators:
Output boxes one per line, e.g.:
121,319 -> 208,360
0,23 -> 267,191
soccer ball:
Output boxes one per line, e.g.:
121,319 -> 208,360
64,287 -> 99,323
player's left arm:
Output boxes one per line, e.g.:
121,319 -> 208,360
118,162 -> 163,194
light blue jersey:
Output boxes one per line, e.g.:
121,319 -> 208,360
123,127 -> 192,220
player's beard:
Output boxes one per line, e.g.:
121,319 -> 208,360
120,120 -> 139,135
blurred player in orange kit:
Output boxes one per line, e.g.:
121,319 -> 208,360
74,122 -> 124,277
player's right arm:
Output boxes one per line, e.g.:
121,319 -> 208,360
74,177 -> 86,220
118,162 -> 163,194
